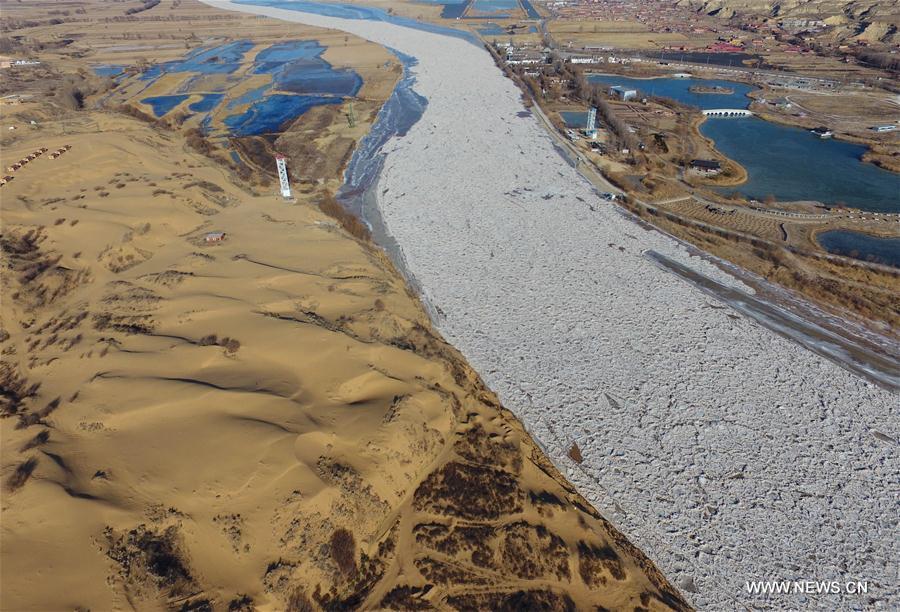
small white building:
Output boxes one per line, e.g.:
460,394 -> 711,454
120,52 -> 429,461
609,86 -> 637,101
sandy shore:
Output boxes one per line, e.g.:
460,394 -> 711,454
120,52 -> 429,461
205,2 -> 900,609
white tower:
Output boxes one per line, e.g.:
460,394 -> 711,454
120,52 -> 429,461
275,154 -> 292,199
586,107 -> 598,138
586,107 -> 597,131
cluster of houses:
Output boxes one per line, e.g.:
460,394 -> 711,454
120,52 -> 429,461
3,145 -> 72,184
0,58 -> 41,70
5,147 -> 49,173
497,41 -> 550,65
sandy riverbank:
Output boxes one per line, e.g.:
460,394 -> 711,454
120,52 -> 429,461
201,1 -> 900,609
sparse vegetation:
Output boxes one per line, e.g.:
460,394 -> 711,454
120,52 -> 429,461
330,528 -> 357,575
105,524 -> 195,599
285,589 -> 315,612
124,0 -> 161,16
317,193 -> 370,242
5,457 -> 39,492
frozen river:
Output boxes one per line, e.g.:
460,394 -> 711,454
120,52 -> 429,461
206,2 -> 899,608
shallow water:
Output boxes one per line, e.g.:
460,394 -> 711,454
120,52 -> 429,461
224,93 -> 341,135
227,84 -> 268,109
188,93 -> 225,112
140,40 -> 254,80
141,94 -> 190,116
477,23 -> 507,35
469,0 -> 515,16
131,36 -> 363,135
93,64 -> 127,77
252,40 -> 362,96
816,230 -> 900,268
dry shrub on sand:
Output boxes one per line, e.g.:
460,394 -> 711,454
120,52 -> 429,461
330,528 -> 357,575
6,457 -> 38,492
286,589 -> 315,612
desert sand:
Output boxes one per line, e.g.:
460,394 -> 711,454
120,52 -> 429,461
199,1 -> 899,610
1,1 -> 688,610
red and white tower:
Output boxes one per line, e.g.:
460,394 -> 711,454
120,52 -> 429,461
275,153 -> 292,200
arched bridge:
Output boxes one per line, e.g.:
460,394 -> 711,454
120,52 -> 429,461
703,109 -> 753,117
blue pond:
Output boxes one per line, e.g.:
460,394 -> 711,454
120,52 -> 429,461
224,94 -> 341,136
253,40 -> 362,96
471,0 -> 517,13
189,93 -> 225,112
701,119 -> 900,212
592,75 -> 900,211
442,2 -> 468,18
141,94 -> 190,116
478,23 -> 508,36
140,41 -> 254,80
94,64 -> 127,77
816,230 -> 900,268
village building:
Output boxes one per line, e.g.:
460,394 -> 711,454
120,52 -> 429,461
689,159 -> 722,175
609,85 -> 637,100
204,231 -> 227,243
